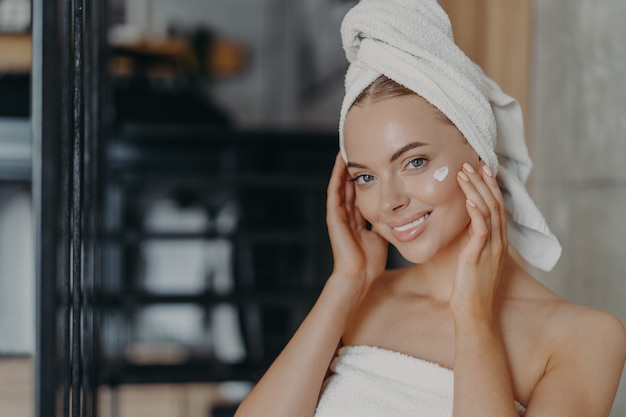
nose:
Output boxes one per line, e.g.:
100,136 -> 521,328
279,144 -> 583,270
380,175 -> 409,213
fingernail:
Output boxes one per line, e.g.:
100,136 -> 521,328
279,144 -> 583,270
482,165 -> 493,177
466,199 -> 477,207
463,163 -> 475,173
458,171 -> 469,182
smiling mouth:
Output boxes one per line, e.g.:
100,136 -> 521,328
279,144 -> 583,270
393,212 -> 431,232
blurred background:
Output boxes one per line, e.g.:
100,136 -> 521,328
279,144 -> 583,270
0,0 -> 625,416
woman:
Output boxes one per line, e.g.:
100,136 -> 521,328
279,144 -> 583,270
234,1 -> 626,416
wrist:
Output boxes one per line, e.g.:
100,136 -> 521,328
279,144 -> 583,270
452,307 -> 498,335
325,272 -> 371,314
453,318 -> 500,347
450,295 -> 498,328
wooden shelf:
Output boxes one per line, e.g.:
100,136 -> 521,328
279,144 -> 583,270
109,35 -> 247,79
0,33 -> 31,74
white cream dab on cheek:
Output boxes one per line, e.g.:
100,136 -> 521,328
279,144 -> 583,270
433,166 -> 449,182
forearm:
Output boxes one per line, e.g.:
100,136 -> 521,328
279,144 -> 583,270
452,318 -> 519,417
235,274 -> 368,417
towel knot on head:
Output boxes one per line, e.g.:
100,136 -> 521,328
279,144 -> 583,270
339,0 -> 562,271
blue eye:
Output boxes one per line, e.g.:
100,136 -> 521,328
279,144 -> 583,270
351,174 -> 376,185
408,157 -> 427,169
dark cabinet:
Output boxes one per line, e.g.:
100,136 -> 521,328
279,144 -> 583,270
98,124 -> 337,385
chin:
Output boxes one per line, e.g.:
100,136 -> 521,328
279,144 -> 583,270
392,243 -> 439,265
389,230 -> 467,265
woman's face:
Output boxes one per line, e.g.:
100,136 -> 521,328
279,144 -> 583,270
343,94 -> 482,264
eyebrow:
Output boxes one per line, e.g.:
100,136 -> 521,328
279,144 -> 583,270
390,141 -> 428,162
346,141 -> 428,169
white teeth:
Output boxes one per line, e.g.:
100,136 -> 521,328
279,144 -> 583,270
393,213 -> 430,232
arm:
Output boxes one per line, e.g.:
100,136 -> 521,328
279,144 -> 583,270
452,162 -> 626,416
235,154 -> 387,417
452,316 -> 519,415
234,275 -> 365,417
452,162 -> 519,416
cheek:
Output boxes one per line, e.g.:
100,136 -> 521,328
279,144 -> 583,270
418,173 -> 463,205
353,171 -> 467,223
354,191 -> 378,223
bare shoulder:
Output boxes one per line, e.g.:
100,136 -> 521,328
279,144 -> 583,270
546,296 -> 626,360
515,273 -> 626,357
507,264 -> 625,346
524,286 -> 626,414
507,272 -> 626,413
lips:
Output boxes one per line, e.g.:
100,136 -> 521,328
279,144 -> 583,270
389,211 -> 431,242
393,212 -> 430,231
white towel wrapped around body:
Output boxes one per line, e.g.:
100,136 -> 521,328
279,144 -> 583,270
338,0 -> 561,271
315,345 -> 525,417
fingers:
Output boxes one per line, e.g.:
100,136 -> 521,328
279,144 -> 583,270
453,164 -> 507,320
327,153 -> 352,222
326,153 -> 365,230
327,153 -> 347,210
456,162 -> 507,245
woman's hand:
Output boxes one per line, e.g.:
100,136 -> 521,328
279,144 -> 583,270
452,162 -> 508,324
326,153 -> 388,286
234,153 -> 386,417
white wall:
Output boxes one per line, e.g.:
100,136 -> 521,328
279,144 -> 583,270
531,1 -> 626,414
0,117 -> 33,355
0,188 -> 33,355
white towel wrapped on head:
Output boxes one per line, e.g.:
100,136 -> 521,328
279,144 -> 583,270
338,0 -> 561,271
314,345 -> 526,417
